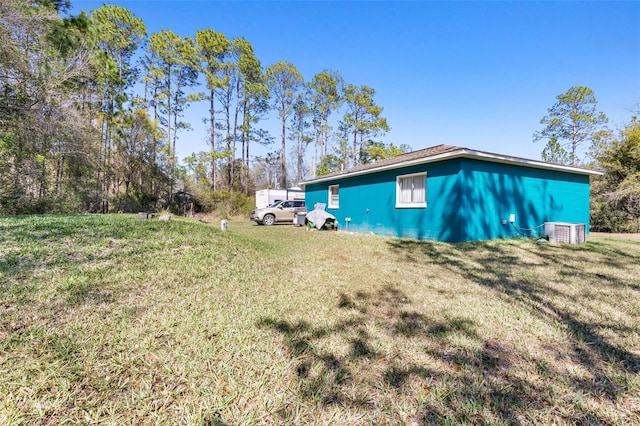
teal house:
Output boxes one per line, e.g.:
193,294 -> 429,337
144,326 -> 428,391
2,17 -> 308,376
300,145 -> 601,242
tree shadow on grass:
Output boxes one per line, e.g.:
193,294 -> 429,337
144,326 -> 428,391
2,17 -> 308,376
258,285 -> 565,424
258,313 -> 373,408
258,236 -> 639,423
386,238 -> 640,422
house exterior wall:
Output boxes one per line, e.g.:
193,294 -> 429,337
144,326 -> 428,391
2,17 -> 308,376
458,158 -> 591,241
304,157 -> 592,242
305,159 -> 463,241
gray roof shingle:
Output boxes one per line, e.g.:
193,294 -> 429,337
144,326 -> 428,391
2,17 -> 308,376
312,145 -> 465,178
301,143 -> 601,185
306,144 -> 463,180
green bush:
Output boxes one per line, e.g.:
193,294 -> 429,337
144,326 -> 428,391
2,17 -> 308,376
591,200 -> 640,232
183,188 -> 255,217
0,190 -> 52,215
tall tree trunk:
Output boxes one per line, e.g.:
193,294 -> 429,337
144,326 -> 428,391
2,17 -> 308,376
100,111 -> 108,212
231,78 -> 240,191
106,96 -> 114,211
352,122 -> 358,167
166,69 -> 173,205
152,83 -> 159,203
280,107 -> 287,189
240,99 -> 247,192
209,88 -> 216,190
314,128 -> 319,177
572,121 -> 577,167
224,96 -> 231,190
55,154 -> 64,197
243,97 -> 253,194
296,129 -> 303,183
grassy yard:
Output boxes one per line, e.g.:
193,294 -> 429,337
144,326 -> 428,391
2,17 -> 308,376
1,214 -> 639,425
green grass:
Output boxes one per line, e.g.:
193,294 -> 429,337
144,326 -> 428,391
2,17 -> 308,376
1,214 -> 639,425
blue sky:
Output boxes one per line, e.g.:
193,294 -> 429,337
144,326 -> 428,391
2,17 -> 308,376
71,1 -> 640,163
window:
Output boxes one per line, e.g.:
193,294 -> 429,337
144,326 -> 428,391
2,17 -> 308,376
328,185 -> 339,209
396,172 -> 426,208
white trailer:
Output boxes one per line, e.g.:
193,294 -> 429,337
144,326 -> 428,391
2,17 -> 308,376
255,188 -> 305,209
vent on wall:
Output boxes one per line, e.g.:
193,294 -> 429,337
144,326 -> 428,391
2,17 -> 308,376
544,222 -> 586,244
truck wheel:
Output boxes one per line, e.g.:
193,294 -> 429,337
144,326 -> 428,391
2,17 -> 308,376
262,214 -> 275,226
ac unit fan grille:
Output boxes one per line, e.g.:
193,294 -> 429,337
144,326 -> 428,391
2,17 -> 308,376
556,225 -> 570,243
544,222 -> 586,244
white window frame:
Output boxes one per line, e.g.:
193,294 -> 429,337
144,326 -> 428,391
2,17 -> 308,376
328,184 -> 339,209
396,172 -> 427,208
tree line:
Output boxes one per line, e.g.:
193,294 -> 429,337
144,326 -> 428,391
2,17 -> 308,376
2,2 -> 638,231
533,86 -> 640,232
0,0 -> 398,215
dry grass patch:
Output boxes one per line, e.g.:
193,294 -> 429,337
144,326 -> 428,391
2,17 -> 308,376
1,215 -> 639,425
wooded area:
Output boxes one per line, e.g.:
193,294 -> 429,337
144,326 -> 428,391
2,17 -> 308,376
1,1 -> 638,231
0,0 -> 396,215
533,87 -> 640,232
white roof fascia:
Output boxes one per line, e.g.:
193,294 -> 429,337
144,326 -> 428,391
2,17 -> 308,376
459,149 -> 604,176
299,148 -> 603,187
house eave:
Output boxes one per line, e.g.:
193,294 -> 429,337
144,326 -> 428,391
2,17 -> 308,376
459,149 -> 604,176
299,148 -> 603,187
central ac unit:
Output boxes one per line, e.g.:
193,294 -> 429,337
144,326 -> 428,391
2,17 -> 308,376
544,222 -> 586,244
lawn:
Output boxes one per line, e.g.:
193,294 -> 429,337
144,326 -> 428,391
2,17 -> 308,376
1,214 -> 639,425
